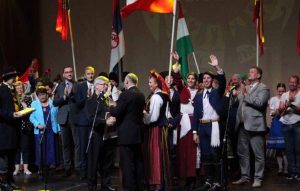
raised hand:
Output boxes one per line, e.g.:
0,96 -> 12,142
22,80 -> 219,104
171,51 -> 179,62
208,55 -> 218,67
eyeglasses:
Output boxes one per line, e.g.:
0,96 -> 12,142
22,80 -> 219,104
97,83 -> 108,86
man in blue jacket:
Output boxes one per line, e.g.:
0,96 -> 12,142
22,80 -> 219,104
192,55 -> 226,191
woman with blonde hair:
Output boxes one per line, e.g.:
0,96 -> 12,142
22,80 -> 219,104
13,81 -> 34,176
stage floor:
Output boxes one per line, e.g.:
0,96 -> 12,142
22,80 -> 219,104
13,167 -> 300,191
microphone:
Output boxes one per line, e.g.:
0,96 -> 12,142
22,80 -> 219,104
229,85 -> 237,92
229,83 -> 240,92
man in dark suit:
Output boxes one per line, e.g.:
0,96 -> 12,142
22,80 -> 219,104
53,66 -> 79,177
192,55 -> 226,191
85,76 -> 116,191
74,66 -> 95,180
0,66 -> 21,190
232,66 -> 270,188
109,73 -> 145,191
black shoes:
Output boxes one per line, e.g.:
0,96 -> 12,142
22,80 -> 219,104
0,182 -> 13,191
101,185 -> 117,191
198,182 -> 223,191
63,169 -> 72,177
9,182 -> 20,190
198,182 -> 212,191
207,183 -> 222,191
79,170 -> 87,180
88,183 -> 97,191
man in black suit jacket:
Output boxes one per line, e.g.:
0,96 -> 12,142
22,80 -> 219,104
0,66 -> 21,190
85,76 -> 117,191
74,66 -> 95,179
53,66 -> 79,176
109,73 -> 145,191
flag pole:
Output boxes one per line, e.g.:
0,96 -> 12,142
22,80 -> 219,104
192,52 -> 200,74
256,19 -> 259,67
165,0 -> 177,129
67,1 -> 78,81
167,0 -> 178,80
118,59 -> 124,82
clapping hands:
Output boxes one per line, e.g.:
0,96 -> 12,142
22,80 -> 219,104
106,116 -> 116,126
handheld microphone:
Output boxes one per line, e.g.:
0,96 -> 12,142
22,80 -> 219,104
229,83 -> 240,92
229,85 -> 237,92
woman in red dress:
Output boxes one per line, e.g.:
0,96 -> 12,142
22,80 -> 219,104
143,71 -> 170,191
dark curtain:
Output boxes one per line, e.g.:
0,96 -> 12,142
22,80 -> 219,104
0,0 -> 40,75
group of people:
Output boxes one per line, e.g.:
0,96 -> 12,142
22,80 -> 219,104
0,53 -> 299,191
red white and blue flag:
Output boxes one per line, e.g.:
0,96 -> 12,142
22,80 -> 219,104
110,0 -> 125,72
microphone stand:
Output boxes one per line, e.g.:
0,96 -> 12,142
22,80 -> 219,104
86,96 -> 101,154
39,104 -> 52,191
220,90 -> 234,191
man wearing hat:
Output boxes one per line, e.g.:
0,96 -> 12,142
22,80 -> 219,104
192,55 -> 226,191
0,66 -> 21,190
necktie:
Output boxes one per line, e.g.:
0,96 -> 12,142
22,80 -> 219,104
205,90 -> 210,98
90,84 -> 94,95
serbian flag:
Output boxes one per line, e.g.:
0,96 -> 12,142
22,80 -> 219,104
56,0 -> 69,41
121,0 -> 174,18
297,12 -> 300,55
253,0 -> 265,55
176,1 -> 194,82
110,0 -> 125,72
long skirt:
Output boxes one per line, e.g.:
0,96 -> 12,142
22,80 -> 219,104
144,126 -> 172,190
176,119 -> 197,178
34,128 -> 59,168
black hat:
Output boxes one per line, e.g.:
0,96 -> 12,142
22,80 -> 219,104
198,73 -> 204,83
160,71 -> 176,80
159,71 -> 168,79
202,71 -> 215,79
2,66 -> 19,80
109,72 -> 119,83
122,71 -> 130,82
98,72 -> 108,78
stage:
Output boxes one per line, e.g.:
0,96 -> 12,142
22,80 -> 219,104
14,166 -> 300,191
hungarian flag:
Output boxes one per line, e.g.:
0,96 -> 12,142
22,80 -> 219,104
110,0 -> 125,72
121,0 -> 174,18
176,1 -> 194,81
253,0 -> 265,55
56,0 -> 69,41
297,12 -> 300,55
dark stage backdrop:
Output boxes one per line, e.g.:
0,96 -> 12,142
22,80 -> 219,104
0,0 -> 40,74
4,0 -> 300,95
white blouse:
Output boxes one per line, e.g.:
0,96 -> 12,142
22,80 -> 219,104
144,90 -> 163,125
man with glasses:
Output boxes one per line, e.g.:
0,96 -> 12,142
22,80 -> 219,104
53,66 -> 79,177
85,76 -> 117,191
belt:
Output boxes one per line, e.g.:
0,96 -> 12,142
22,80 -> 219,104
199,119 -> 219,124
